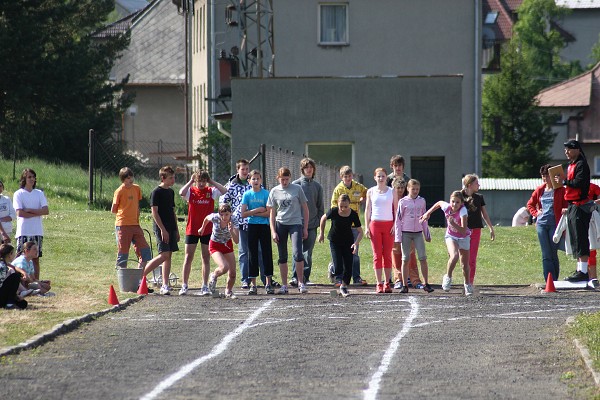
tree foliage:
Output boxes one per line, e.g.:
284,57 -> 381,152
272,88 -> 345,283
482,41 -> 557,178
482,0 -> 581,177
0,0 -> 131,166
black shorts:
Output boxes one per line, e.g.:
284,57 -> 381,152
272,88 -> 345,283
185,234 -> 211,245
154,228 -> 180,254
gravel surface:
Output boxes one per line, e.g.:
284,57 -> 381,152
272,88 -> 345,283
1,285 -> 599,399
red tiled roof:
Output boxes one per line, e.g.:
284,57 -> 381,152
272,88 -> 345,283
483,0 -> 523,40
535,63 -> 600,107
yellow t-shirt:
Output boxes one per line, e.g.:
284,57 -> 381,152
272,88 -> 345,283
113,184 -> 142,226
330,180 -> 368,218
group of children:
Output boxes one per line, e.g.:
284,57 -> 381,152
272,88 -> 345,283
111,154 -> 494,298
0,170 -> 54,310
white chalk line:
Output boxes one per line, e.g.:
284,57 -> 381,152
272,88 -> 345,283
139,298 -> 274,400
363,296 -> 419,400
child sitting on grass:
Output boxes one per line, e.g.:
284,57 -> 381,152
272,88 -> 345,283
13,241 -> 53,296
0,244 -> 28,309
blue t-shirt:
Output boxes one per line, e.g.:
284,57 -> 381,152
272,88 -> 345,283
537,189 -> 555,226
13,255 -> 34,276
242,188 -> 270,225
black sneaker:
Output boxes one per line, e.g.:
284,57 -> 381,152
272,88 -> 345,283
565,271 -> 589,282
400,286 -> 408,294
423,283 -> 434,293
589,279 -> 599,289
339,286 -> 349,297
289,278 -> 298,287
271,280 -> 281,288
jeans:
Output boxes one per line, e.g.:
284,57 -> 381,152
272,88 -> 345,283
239,228 -> 265,284
537,223 -> 559,282
292,227 -> 317,282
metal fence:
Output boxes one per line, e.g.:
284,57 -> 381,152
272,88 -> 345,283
89,133 -> 343,210
88,130 -> 191,207
245,144 -> 341,207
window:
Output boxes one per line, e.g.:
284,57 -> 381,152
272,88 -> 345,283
319,4 -> 348,45
594,156 -> 600,176
306,142 -> 353,169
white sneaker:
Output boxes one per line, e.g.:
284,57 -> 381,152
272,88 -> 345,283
208,273 -> 217,293
298,283 -> 308,294
464,283 -> 474,297
178,284 -> 188,295
224,290 -> 237,299
393,281 -> 403,290
197,285 -> 211,296
442,274 -> 452,292
159,285 -> 171,295
278,285 -> 288,295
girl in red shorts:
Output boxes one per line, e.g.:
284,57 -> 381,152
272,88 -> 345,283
199,204 -> 239,298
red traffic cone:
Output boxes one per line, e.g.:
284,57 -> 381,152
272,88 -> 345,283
544,272 -> 557,293
108,285 -> 120,305
137,276 -> 149,295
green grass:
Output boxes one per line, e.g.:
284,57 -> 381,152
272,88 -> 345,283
569,312 -> 600,371
1,157 -> 600,381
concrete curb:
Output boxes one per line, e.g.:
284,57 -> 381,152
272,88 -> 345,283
566,316 -> 600,387
0,295 -> 145,358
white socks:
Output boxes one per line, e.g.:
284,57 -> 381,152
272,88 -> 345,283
577,261 -> 589,273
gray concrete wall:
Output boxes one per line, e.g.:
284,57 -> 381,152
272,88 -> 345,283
272,0 -> 480,174
231,76 -> 463,198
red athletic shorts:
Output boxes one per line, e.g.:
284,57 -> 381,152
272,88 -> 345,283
209,239 -> 234,254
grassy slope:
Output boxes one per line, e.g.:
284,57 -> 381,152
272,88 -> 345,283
0,158 -> 597,372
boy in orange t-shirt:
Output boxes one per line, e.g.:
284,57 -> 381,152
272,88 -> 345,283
111,167 -> 152,270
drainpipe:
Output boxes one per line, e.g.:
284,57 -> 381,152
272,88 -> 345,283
474,0 -> 481,175
217,120 -> 231,138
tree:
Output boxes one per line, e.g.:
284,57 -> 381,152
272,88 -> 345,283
590,33 -> 600,66
482,41 -> 557,178
482,0 -> 580,177
0,0 -> 131,166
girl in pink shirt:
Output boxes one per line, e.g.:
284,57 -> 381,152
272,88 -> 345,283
422,191 -> 473,296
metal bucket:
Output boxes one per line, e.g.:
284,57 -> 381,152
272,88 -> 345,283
116,268 -> 143,292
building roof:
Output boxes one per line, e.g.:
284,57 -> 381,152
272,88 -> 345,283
116,0 -> 149,18
110,0 -> 185,85
483,0 -> 523,41
535,62 -> 600,107
555,0 -> 600,9
480,178 -> 600,190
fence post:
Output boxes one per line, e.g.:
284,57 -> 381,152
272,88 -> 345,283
88,129 -> 94,208
260,143 -> 266,189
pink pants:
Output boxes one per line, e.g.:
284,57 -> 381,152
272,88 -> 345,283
369,220 -> 394,270
469,228 -> 481,284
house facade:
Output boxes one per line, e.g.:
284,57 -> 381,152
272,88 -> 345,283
192,0 -> 480,204
556,0 -> 600,67
108,0 -> 187,168
536,62 -> 600,175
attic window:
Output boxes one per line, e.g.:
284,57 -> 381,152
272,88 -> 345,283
485,11 -> 498,24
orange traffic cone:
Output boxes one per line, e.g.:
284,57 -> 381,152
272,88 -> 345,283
137,276 -> 149,295
544,272 -> 557,293
108,285 -> 120,305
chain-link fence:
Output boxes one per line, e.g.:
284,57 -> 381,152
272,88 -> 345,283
243,144 -> 341,205
89,131 -> 190,208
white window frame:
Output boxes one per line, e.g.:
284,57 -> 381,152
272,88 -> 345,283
318,3 -> 349,46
